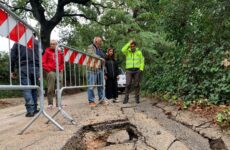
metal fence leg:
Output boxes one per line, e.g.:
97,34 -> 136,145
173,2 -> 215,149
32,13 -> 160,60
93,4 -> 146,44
46,108 -> 76,125
45,109 -> 61,124
60,109 -> 76,124
43,110 -> 64,130
18,111 -> 42,135
19,109 -> 64,135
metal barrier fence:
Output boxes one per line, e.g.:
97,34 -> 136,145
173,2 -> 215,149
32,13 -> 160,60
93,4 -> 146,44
0,3 -> 63,134
46,44 -> 104,124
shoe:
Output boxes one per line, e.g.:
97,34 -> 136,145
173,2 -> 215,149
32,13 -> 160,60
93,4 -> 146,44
34,109 -> 40,114
123,101 -> 128,104
25,112 -> 34,117
135,96 -> 140,104
113,99 -> 119,103
89,102 -> 96,107
99,100 -> 108,106
123,97 -> 129,104
47,104 -> 53,110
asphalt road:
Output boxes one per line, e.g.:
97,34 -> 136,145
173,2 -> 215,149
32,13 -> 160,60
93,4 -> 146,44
0,92 -> 229,150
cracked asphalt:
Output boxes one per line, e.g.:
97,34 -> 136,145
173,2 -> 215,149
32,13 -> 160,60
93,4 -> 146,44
0,92 -> 229,150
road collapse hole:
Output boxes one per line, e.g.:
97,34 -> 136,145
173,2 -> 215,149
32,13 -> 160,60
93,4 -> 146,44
62,119 -> 141,150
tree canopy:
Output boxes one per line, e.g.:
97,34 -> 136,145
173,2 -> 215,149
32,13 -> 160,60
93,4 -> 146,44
0,0 -> 229,104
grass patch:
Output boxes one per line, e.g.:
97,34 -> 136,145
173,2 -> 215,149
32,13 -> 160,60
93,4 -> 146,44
0,90 -> 22,99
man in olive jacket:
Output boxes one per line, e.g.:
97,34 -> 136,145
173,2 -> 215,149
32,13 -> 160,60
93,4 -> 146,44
122,40 -> 144,104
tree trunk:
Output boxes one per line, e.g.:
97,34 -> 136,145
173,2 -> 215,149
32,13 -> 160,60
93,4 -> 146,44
40,25 -> 52,53
28,0 -> 91,52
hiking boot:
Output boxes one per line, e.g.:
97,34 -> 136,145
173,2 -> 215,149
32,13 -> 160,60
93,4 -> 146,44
135,96 -> 140,104
123,96 -> 129,104
25,112 -> 34,117
89,102 -> 96,107
113,99 -> 119,103
34,109 -> 40,114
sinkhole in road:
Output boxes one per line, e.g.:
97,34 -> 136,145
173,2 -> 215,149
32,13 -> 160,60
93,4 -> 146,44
62,119 -> 141,150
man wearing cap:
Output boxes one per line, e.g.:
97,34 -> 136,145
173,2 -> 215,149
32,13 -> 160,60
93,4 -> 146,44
121,40 -> 144,104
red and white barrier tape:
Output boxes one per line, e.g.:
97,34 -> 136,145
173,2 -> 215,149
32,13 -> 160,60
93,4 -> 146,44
0,8 -> 34,48
64,48 -> 101,68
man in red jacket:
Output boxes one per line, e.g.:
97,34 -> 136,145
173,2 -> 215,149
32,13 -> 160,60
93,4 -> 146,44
42,40 -> 64,108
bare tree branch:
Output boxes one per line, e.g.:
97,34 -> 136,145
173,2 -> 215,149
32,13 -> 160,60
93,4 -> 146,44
29,0 -> 46,23
64,13 -> 94,19
49,0 -> 91,29
61,0 -> 91,6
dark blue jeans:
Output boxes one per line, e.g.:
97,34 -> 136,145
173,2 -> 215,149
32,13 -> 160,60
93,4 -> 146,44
21,65 -> 39,113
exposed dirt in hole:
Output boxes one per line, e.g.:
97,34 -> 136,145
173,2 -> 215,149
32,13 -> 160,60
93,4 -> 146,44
209,138 -> 228,150
84,133 -> 108,150
62,119 -> 141,150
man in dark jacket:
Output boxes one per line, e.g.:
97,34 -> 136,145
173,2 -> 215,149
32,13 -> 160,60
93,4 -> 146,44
10,39 -> 39,117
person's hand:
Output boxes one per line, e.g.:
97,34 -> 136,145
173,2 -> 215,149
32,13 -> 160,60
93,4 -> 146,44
116,76 -> 119,80
104,75 -> 108,80
101,58 -> 106,65
129,39 -> 134,43
11,72 -> 17,79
